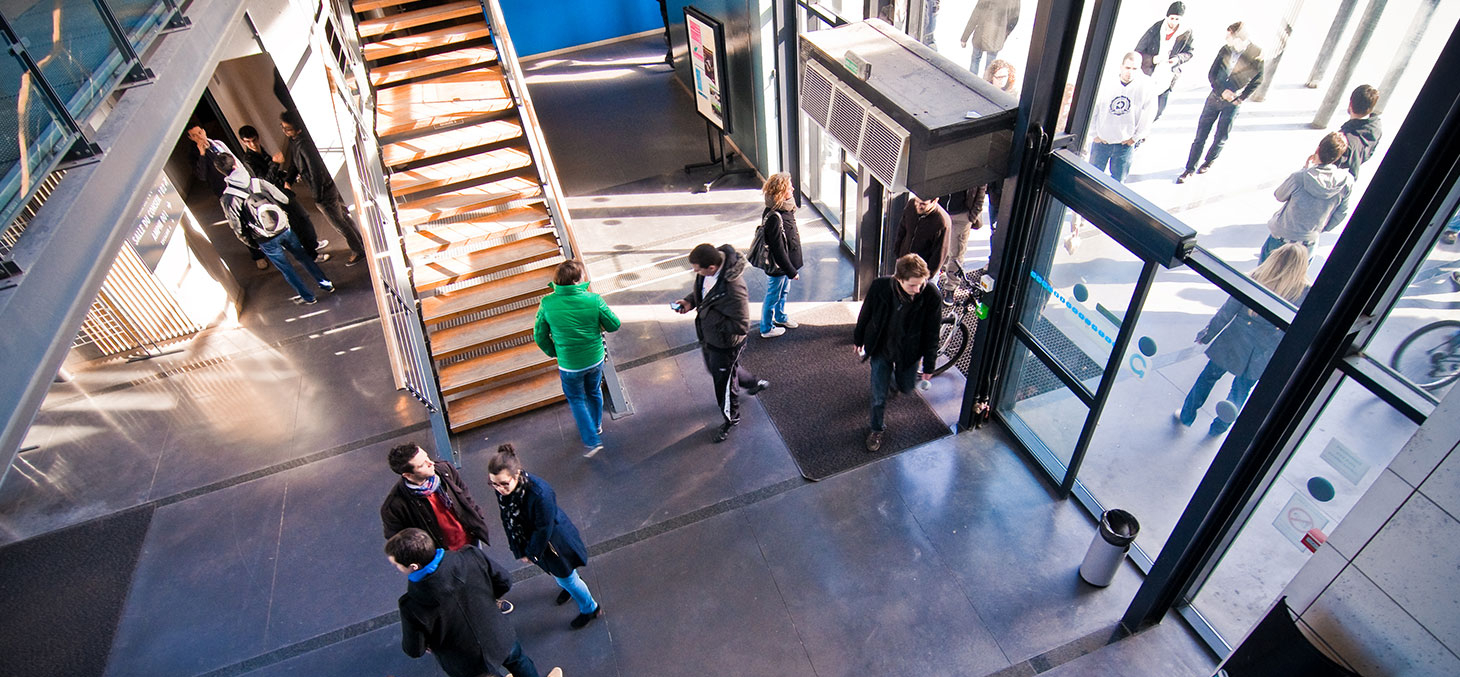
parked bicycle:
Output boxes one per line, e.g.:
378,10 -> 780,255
1390,319 -> 1460,390
931,263 -> 987,376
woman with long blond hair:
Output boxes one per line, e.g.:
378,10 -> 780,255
757,172 -> 802,338
1177,243 -> 1309,436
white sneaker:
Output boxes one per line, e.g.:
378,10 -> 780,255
255,259 -> 269,270
761,326 -> 786,338
583,444 -> 603,458
315,238 -> 329,249
775,319 -> 799,329
314,252 -> 331,263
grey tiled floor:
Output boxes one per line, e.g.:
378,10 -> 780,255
1,35 -> 1218,677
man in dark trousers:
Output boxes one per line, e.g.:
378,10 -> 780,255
674,243 -> 769,443
1134,2 -> 1194,122
1176,22 -> 1264,184
274,110 -> 367,264
386,528 -> 563,677
853,254 -> 943,453
1336,84 -> 1382,179
893,193 -> 951,284
237,124 -> 328,263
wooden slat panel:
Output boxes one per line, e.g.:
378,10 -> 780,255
428,305 -> 537,360
403,204 -> 551,257
370,46 -> 499,87
446,370 -> 565,433
358,0 -> 479,38
382,119 -> 523,168
420,265 -> 554,325
396,177 -> 541,228
390,146 -> 533,198
363,21 -> 491,62
412,233 -> 560,292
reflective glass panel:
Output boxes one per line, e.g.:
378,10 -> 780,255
1000,336 -> 1088,470
6,0 -> 126,117
1364,198 -> 1460,402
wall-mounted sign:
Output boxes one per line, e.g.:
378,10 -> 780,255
684,6 -> 731,133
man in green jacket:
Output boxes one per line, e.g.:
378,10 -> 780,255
534,260 -> 621,457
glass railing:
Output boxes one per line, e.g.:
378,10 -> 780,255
0,21 -> 76,238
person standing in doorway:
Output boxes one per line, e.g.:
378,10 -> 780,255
1259,132 -> 1353,262
853,254 -> 943,453
534,260 -> 621,458
1134,2 -> 1194,122
215,153 -> 334,305
758,173 -> 803,339
1088,52 -> 1158,183
894,193 -> 951,285
487,443 -> 602,630
188,123 -> 268,270
959,0 -> 1021,76
674,243 -> 769,443
237,124 -> 328,263
275,110 -> 367,264
1176,22 -> 1264,184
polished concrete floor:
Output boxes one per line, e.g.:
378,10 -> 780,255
1,35 -> 1217,677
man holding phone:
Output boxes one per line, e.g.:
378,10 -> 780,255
675,243 -> 769,443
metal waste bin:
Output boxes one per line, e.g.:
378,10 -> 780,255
1079,509 -> 1139,587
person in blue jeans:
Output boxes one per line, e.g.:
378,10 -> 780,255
533,260 -> 621,457
853,254 -> 944,453
488,444 -> 602,630
1087,52 -> 1157,183
758,173 -> 803,338
1177,243 -> 1309,436
215,153 -> 333,304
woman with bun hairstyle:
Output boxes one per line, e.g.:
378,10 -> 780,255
487,443 -> 602,629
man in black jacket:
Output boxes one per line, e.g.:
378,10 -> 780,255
275,110 -> 367,264
237,124 -> 328,263
1133,2 -> 1194,121
1337,84 -> 1382,179
387,528 -> 561,677
893,193 -> 951,284
1177,22 -> 1264,184
853,254 -> 944,453
675,243 -> 769,443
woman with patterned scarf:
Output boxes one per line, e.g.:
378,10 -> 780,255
487,443 -> 602,629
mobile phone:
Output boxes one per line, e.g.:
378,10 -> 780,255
670,301 -> 683,311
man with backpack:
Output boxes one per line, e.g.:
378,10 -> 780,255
215,153 -> 335,305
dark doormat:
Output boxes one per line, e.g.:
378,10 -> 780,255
0,506 -> 154,677
740,303 -> 952,480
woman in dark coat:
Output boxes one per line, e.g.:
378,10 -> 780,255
487,443 -> 602,629
759,172 -> 803,338
1177,243 -> 1309,436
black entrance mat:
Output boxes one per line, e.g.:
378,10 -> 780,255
740,303 -> 952,480
0,506 -> 154,677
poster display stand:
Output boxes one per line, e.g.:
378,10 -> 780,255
682,6 -> 754,193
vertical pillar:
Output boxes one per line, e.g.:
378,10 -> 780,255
1306,0 -> 1361,88
1374,0 -> 1441,115
1249,0 -> 1306,102
1311,0 -> 1387,129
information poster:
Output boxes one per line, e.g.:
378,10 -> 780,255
684,6 -> 731,133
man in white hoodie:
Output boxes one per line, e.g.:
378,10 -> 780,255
1260,132 -> 1353,262
1088,52 -> 1158,183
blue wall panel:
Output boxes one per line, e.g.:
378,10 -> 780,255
499,0 -> 664,56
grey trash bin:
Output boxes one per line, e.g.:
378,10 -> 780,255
1079,509 -> 1139,587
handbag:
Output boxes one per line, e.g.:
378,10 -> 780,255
747,211 -> 776,270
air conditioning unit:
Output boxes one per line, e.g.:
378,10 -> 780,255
799,19 -> 1017,197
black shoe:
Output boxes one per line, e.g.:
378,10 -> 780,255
1197,162 -> 1213,174
713,418 -> 739,443
865,430 -> 884,453
556,589 -> 572,606
1175,171 -> 1193,184
745,380 -> 769,396
570,605 -> 602,629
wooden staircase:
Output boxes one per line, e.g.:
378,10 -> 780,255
355,0 -> 567,433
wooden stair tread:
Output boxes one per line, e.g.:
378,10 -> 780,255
382,119 -> 524,168
376,70 -> 515,139
397,177 -> 543,228
371,46 -> 499,87
390,146 -> 534,198
413,233 -> 560,291
363,21 -> 490,62
352,0 -> 406,12
429,306 -> 537,359
358,0 -> 479,38
420,265 -> 555,325
404,204 -> 552,256
446,371 -> 564,433
438,343 -> 555,394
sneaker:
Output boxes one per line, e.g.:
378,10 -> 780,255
497,599 -> 514,614
713,419 -> 738,443
291,296 -> 317,305
583,444 -> 603,458
865,429 -> 884,453
775,319 -> 799,329
1175,171 -> 1193,184
346,252 -> 364,266
761,326 -> 786,338
1173,411 -> 1189,427
1443,231 -> 1458,245
315,239 -> 329,249
570,605 -> 603,629
314,252 -> 331,263
745,380 -> 769,396
1197,162 -> 1213,174
255,259 -> 269,270
319,281 -> 335,294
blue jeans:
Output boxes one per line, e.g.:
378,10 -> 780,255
1259,234 -> 1315,263
970,50 -> 998,75
1180,360 -> 1258,435
869,354 -> 918,431
1186,95 -> 1240,172
502,640 -> 540,677
257,230 -> 330,302
1089,142 -> 1133,183
560,363 -> 604,448
554,568 -> 598,615
761,275 -> 791,333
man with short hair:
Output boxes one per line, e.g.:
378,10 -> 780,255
1176,22 -> 1264,183
386,528 -> 562,677
674,243 -> 769,443
853,254 -> 944,453
1133,2 -> 1194,122
1088,51 -> 1158,183
274,110 -> 367,265
1337,84 -> 1382,179
381,443 -> 493,552
215,152 -> 335,305
237,124 -> 328,263
1260,132 -> 1354,261
893,193 -> 951,283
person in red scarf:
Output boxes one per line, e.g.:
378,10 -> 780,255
1134,2 -> 1194,122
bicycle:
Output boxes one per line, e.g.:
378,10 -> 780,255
930,263 -> 987,376
1389,319 -> 1460,390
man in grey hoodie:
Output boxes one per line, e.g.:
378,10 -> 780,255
1259,132 -> 1353,262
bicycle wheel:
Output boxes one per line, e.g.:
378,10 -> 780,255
1390,320 -> 1460,390
931,320 -> 970,376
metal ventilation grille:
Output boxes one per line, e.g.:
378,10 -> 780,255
801,62 -> 833,124
827,89 -> 863,154
797,59 -> 910,190
860,111 -> 906,190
